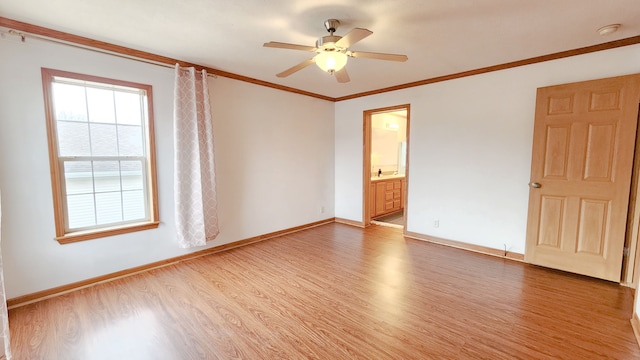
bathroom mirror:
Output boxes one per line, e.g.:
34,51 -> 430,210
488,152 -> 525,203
370,112 -> 407,176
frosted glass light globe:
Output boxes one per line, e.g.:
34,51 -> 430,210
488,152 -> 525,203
315,51 -> 348,73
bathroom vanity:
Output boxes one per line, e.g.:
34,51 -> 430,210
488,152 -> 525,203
370,175 -> 405,217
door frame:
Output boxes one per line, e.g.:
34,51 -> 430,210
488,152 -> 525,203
363,104 -> 411,228
623,106 -> 640,286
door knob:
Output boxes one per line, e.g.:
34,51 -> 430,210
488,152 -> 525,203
529,182 -> 541,188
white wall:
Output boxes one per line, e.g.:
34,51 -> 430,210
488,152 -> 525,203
335,44 -> 640,254
3,29 -> 640,300
0,35 -> 334,298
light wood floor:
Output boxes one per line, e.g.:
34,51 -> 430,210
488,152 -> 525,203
9,223 -> 640,359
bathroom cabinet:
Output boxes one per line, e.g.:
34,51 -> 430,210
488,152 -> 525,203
371,177 -> 404,217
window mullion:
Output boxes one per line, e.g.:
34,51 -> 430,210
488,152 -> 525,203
81,86 -> 99,228
60,156 -> 145,161
59,157 -> 70,231
53,77 -> 144,95
112,90 -> 126,223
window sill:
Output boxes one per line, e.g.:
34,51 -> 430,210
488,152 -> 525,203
55,221 -> 160,244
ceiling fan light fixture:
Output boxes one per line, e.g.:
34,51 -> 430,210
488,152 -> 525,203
315,51 -> 348,73
264,19 -> 406,82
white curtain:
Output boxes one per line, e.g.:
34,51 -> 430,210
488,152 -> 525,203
173,65 -> 219,248
0,192 -> 11,360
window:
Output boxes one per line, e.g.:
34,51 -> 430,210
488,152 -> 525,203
42,68 -> 159,243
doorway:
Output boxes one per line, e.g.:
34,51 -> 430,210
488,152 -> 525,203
363,104 -> 410,228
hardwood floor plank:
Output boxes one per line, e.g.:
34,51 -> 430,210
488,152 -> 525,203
8,223 -> 640,359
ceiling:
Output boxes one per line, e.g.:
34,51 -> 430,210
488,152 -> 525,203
2,0 -> 640,98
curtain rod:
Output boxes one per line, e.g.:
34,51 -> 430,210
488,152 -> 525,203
1,28 -> 217,78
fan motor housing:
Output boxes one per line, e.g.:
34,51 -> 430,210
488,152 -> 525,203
316,35 -> 343,50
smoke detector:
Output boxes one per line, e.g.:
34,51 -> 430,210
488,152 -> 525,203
597,24 -> 621,36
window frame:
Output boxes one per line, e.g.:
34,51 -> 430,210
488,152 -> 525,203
41,68 -> 159,244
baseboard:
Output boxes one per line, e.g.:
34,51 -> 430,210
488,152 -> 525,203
334,222 -> 524,262
404,231 -> 525,262
632,313 -> 640,349
7,217 -> 335,309
335,217 -> 366,228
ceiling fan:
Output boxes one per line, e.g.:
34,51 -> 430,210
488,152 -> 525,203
263,19 -> 408,83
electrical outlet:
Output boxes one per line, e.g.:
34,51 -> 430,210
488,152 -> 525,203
434,219 -> 439,228
320,206 -> 325,214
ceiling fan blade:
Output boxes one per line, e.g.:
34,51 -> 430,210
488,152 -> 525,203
276,58 -> 315,78
334,68 -> 350,83
263,41 -> 317,52
335,28 -> 372,48
350,51 -> 408,62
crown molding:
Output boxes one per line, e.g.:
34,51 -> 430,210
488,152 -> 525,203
2,17 -> 640,103
335,35 -> 640,101
0,17 -> 334,102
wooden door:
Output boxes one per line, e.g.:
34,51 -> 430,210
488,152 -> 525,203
384,181 -> 394,212
370,183 -> 376,217
375,182 -> 386,216
393,180 -> 402,210
525,74 -> 640,282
